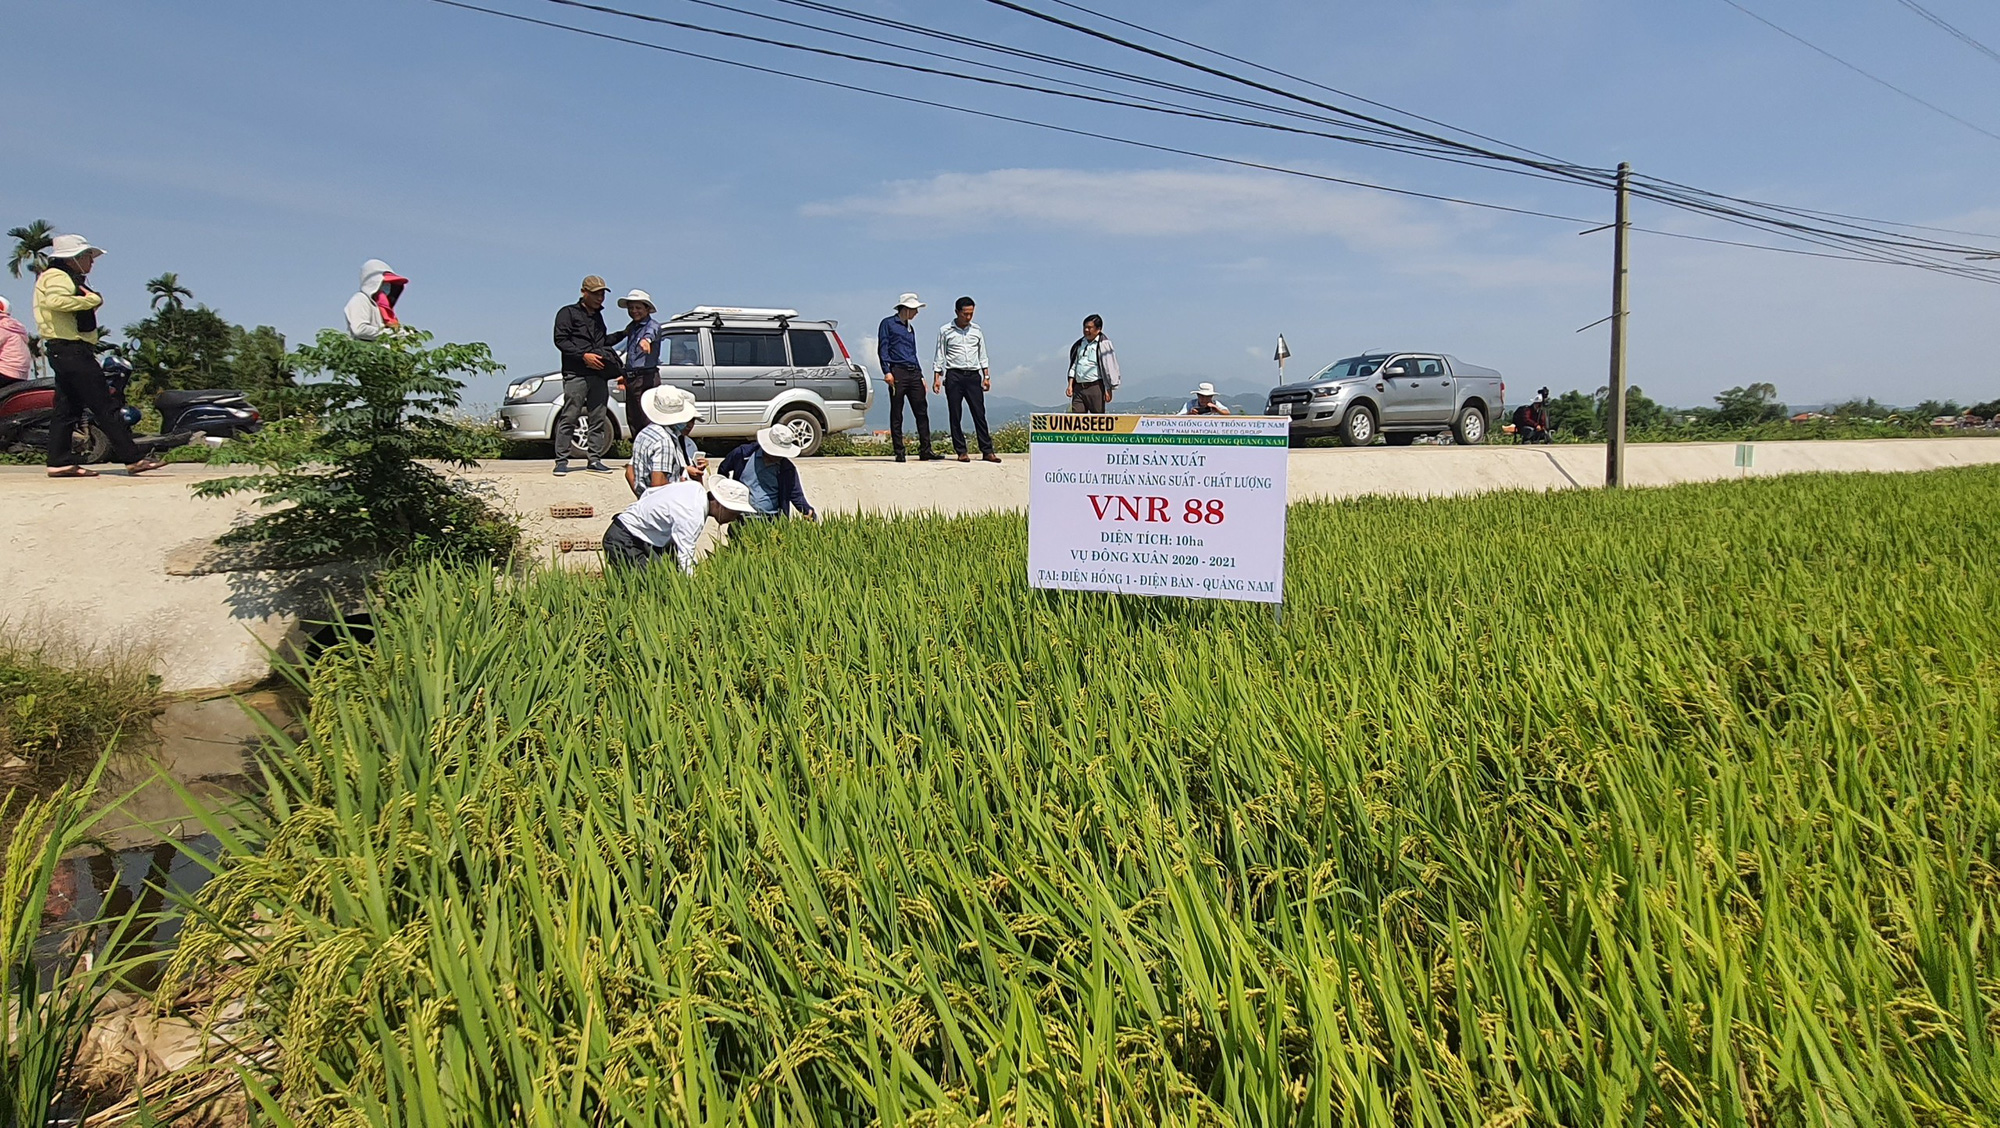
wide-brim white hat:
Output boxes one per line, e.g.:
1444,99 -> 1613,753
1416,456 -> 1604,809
894,292 -> 925,310
757,421 -> 808,459
47,234 -> 103,261
707,475 -> 758,514
641,384 -> 698,426
616,289 -> 654,309
1192,382 -> 1217,396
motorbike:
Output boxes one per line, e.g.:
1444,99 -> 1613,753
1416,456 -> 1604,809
0,350 -> 256,462
155,386 -> 262,440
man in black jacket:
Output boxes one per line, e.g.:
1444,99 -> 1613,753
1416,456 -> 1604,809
552,275 -> 621,474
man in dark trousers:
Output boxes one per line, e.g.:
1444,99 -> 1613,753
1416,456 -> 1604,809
1066,314 -> 1121,414
609,289 -> 662,446
552,275 -> 620,475
933,296 -> 999,463
877,292 -> 940,462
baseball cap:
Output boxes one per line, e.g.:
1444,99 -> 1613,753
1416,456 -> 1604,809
580,275 -> 609,293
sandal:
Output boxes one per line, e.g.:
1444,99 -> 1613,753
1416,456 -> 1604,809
126,457 -> 167,475
47,466 -> 101,478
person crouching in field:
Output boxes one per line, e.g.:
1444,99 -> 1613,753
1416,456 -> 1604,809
720,421 -> 818,520
603,475 -> 758,573
626,385 -> 705,498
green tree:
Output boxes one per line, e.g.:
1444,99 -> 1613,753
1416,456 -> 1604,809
6,220 -> 54,278
226,324 -> 295,399
145,272 -> 192,313
1548,390 -> 1599,438
1913,400 -> 1962,420
124,304 -> 236,397
194,330 -> 515,567
1829,397 -> 1891,420
1714,383 -> 1786,427
1620,385 -> 1668,431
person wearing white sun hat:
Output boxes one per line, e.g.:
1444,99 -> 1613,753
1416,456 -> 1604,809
719,420 -> 818,520
34,234 -> 164,476
603,475 -> 759,574
626,383 -> 706,498
877,292 -> 939,462
609,289 -> 663,442
1178,382 -> 1231,416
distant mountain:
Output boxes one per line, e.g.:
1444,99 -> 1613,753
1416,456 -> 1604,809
856,390 -> 1268,432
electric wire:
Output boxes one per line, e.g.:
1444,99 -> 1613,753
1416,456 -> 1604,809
427,0 -> 1604,224
425,0 -> 2000,282
1715,0 -> 2000,142
964,0 -> 2000,262
1891,0 -> 2000,68
1038,0 -> 1578,166
534,0 -> 1603,181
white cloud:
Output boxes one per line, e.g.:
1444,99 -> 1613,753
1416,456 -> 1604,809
804,168 -> 1448,252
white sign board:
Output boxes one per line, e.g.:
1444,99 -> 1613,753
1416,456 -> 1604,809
1028,414 -> 1290,604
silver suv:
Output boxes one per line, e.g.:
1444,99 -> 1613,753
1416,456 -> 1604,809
1266,352 -> 1506,446
495,307 -> 871,457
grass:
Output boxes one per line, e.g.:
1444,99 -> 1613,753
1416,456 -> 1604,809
0,632 -> 162,792
164,467 -> 2000,1125
2,770 -> 133,1128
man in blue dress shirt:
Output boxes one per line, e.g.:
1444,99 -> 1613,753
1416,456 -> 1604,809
878,292 -> 941,462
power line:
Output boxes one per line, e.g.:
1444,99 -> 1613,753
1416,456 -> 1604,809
1714,0 -> 2000,142
426,0 -> 1601,224
1038,0 -> 1577,166
423,0 -> 2000,282
1891,0 -> 2000,68
532,0 -> 1600,184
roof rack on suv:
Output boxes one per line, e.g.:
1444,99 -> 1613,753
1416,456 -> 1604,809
675,306 -> 800,328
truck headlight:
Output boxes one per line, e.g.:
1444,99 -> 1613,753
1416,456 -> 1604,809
1312,386 -> 1341,398
505,376 -> 545,402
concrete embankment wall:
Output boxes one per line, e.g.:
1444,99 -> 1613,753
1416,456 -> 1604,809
4,437 -> 1995,693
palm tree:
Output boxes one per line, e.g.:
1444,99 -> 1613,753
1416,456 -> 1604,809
147,272 -> 193,313
7,219 -> 54,278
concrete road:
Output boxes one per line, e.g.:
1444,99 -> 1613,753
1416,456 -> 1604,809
5,437 -> 1996,693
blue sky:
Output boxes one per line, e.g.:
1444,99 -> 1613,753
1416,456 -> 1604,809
5,0 -> 1998,413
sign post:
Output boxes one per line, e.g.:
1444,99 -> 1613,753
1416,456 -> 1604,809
1028,414 -> 1290,605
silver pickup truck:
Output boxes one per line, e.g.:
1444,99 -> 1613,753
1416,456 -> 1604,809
1266,352 -> 1506,446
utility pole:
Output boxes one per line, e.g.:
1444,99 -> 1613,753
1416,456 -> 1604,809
1605,162 -> 1631,488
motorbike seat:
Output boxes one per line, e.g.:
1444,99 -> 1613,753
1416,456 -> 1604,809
156,388 -> 248,409
0,378 -> 54,408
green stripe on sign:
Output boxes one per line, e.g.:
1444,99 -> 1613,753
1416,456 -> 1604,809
1031,433 -> 1289,446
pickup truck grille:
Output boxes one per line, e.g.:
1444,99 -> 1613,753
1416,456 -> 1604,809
1268,392 -> 1311,407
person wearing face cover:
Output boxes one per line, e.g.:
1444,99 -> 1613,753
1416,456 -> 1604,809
344,259 -> 408,341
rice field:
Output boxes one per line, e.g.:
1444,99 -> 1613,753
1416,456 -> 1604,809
166,466 -> 2000,1125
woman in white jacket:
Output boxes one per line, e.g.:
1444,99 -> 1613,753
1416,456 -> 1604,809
344,259 -> 408,340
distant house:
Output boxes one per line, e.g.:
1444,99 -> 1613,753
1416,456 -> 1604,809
1791,411 -> 1825,423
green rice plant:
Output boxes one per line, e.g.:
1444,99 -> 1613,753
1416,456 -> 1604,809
166,466 -> 2000,1125
2,767 -> 128,1125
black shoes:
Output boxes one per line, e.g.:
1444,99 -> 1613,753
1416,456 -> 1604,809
918,450 -> 944,461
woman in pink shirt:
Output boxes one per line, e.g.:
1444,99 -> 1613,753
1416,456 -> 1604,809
0,296 -> 31,383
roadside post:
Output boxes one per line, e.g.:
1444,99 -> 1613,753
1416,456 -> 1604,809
1027,414 -> 1290,613
1735,443 -> 1754,477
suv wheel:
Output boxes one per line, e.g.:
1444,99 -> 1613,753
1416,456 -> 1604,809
589,419 -> 617,459
1453,406 -> 1486,446
774,407 -> 826,457
1339,405 -> 1377,447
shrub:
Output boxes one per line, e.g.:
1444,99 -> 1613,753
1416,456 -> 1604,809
193,330 -> 518,567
